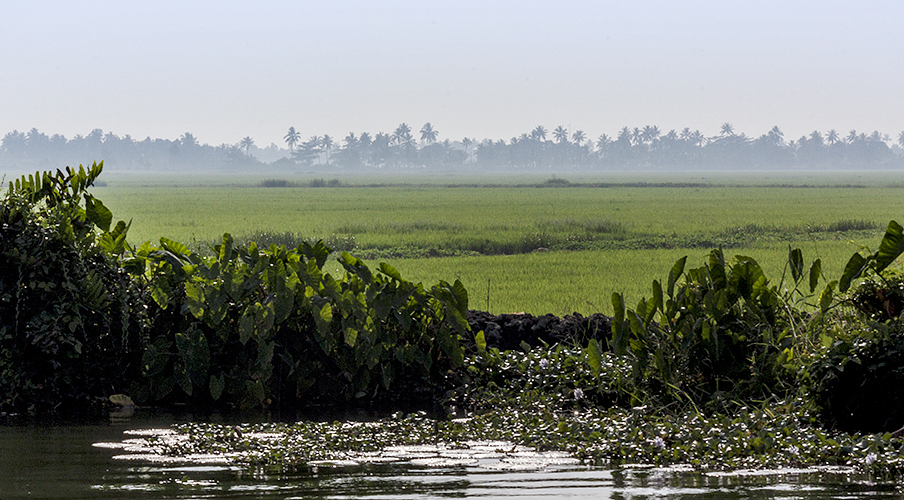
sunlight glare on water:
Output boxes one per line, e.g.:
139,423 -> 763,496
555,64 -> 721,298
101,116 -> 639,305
1,415 -> 901,499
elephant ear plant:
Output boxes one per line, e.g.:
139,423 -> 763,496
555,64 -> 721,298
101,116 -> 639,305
806,221 -> 904,432
610,244 -> 840,410
1,165 -> 471,413
123,222 -> 470,409
608,220 -> 904,418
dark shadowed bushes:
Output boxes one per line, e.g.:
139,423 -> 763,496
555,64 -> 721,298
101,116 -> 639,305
128,235 -> 470,409
0,164 -> 146,412
1,165 -> 470,413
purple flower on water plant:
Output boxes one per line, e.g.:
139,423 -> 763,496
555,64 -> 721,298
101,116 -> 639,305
786,445 -> 799,456
539,358 -> 549,370
653,437 -> 666,449
865,453 -> 878,466
573,388 -> 584,400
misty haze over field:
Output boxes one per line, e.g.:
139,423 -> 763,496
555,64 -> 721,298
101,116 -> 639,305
2,1 -> 903,176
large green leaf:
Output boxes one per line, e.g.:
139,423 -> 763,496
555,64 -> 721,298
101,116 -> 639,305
820,281 -> 837,313
174,360 -> 193,396
379,262 -> 403,281
646,280 -> 662,325
149,281 -> 171,308
184,281 -> 205,318
316,303 -> 333,335
84,194 -> 113,232
209,374 -> 225,401
160,237 -> 191,259
788,246 -> 804,283
475,330 -> 487,355
839,252 -> 868,292
611,292 -> 627,354
809,258 -> 822,294
585,338 -> 602,377
667,256 -> 687,298
270,273 -> 295,324
239,310 -> 254,344
874,220 -> 904,273
344,327 -> 358,347
708,249 -> 727,289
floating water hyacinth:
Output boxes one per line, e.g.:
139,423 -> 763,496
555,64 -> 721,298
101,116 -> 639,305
653,437 -> 666,449
539,358 -> 549,370
865,453 -> 878,466
573,388 -> 584,400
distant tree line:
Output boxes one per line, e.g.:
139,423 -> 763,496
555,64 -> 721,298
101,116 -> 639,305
292,122 -> 903,171
3,123 -> 903,172
0,128 -> 265,171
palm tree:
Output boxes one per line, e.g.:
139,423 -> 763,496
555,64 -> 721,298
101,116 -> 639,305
571,130 -> 586,146
595,134 -> 611,150
690,130 -> 706,147
240,136 -> 254,155
631,127 -> 642,146
462,137 -> 474,162
641,125 -> 660,144
846,130 -> 858,143
530,125 -> 547,141
898,130 -> 904,148
284,127 -> 301,151
419,123 -> 438,145
766,126 -> 784,146
392,123 -> 413,146
809,130 -> 824,145
553,125 -> 569,144
321,134 -> 333,164
826,129 -> 840,145
181,132 -> 199,148
720,122 -> 735,136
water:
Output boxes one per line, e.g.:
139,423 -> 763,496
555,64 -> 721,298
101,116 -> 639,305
1,413 -> 901,499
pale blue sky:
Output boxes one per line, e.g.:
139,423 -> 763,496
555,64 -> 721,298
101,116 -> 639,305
2,1 -> 902,146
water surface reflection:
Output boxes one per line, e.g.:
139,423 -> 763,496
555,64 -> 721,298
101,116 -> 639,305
0,412 -> 900,499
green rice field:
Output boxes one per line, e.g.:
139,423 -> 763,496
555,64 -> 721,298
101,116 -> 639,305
92,172 -> 904,315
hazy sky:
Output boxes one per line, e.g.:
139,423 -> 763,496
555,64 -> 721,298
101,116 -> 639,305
2,1 -> 903,147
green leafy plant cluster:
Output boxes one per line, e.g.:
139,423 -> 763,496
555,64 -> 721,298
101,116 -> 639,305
801,222 -> 904,432
0,164 -> 145,411
1,165 -> 470,413
608,249 -> 802,407
129,235 -> 469,409
602,221 -> 904,413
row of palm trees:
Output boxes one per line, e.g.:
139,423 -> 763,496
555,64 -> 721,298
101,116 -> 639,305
280,122 -> 904,170
2,123 -> 903,171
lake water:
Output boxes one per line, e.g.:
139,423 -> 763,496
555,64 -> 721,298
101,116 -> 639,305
1,411 -> 901,500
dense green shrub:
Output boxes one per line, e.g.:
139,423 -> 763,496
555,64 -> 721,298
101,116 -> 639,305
0,164 -> 145,412
0,165 -> 471,413
608,249 -> 810,408
604,220 -> 904,417
128,235 -> 470,409
808,321 -> 904,433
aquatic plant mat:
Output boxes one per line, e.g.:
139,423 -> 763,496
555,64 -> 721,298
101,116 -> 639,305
96,404 -> 904,481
